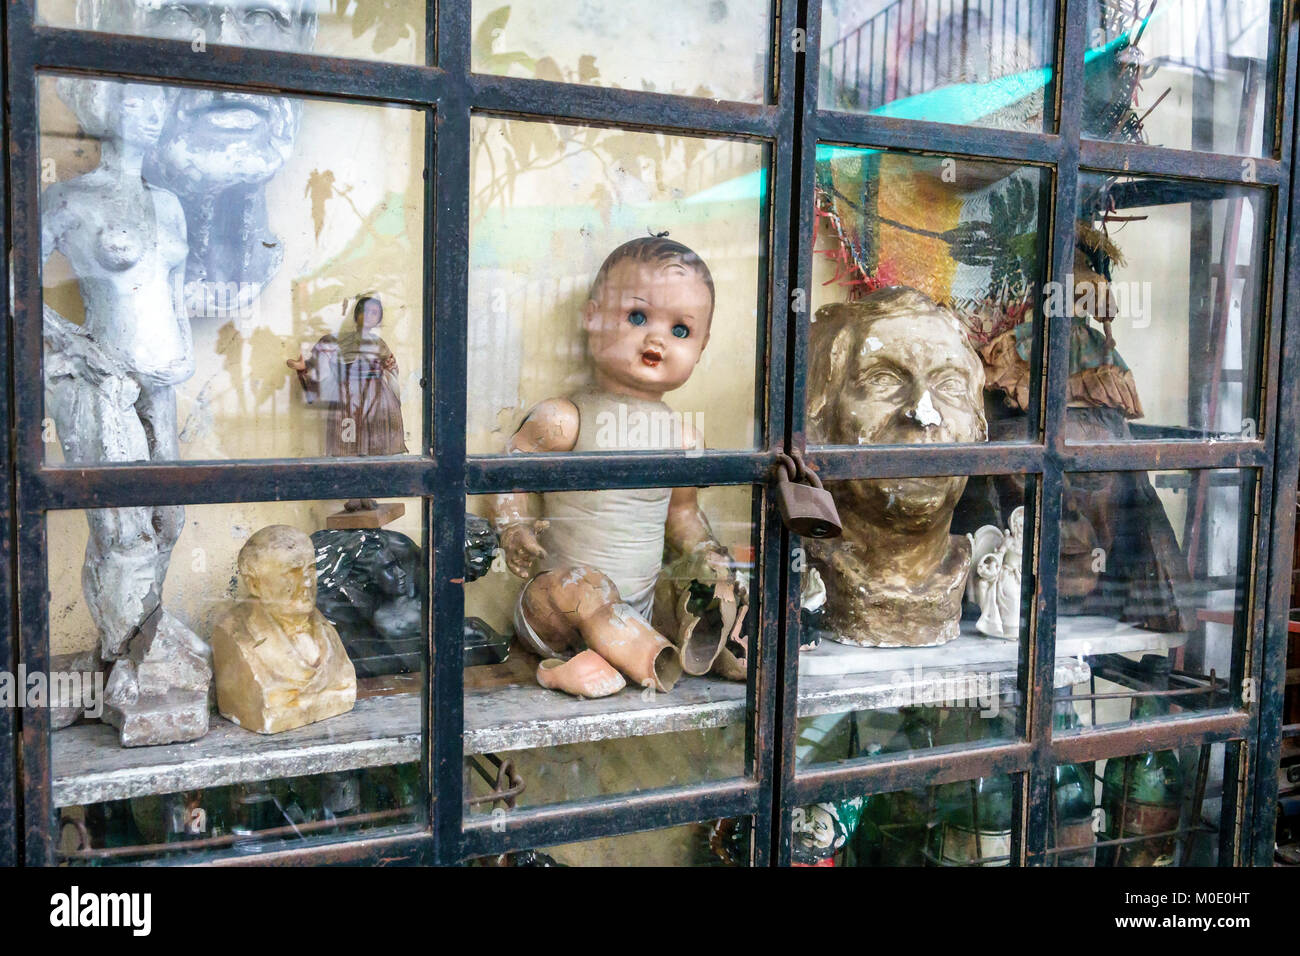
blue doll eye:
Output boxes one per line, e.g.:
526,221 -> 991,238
627,310 -> 647,326
672,324 -> 690,338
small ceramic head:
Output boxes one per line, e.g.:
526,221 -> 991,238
1008,506 -> 1025,541
583,236 -> 715,399
56,78 -> 167,149
238,525 -> 318,621
354,295 -> 383,333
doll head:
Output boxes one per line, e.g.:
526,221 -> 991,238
583,237 -> 715,400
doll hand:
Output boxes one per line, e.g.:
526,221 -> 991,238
286,356 -> 308,372
500,520 -> 549,578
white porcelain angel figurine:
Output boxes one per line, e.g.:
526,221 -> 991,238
969,506 -> 1024,640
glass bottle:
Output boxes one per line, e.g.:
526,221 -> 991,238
927,706 -> 1015,866
1099,655 -> 1184,866
854,707 -> 940,866
1051,690 -> 1096,866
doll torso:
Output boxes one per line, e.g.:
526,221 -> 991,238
539,388 -> 680,616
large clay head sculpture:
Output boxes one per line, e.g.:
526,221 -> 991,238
583,236 -> 714,400
77,0 -> 317,315
805,287 -> 988,647
211,524 -> 356,734
808,285 -> 987,535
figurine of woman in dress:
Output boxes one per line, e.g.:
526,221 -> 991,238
288,294 -> 408,510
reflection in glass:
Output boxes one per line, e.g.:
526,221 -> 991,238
463,487 -> 755,808
819,0 -> 1056,133
1048,469 -> 1249,730
811,147 -> 1048,443
40,0 -> 425,65
47,498 -> 426,862
469,819 -> 753,867
1069,174 -> 1267,441
1083,0 -> 1273,155
60,764 -> 422,864
471,1 -> 771,104
40,77 -> 427,463
468,119 -> 764,453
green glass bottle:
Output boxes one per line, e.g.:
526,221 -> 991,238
854,707 -> 940,867
928,707 -> 1015,866
1051,691 -> 1096,866
1099,655 -> 1184,866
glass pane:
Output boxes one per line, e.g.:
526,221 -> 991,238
1278,736 -> 1300,865
463,487 -> 756,810
796,473 -> 1041,765
811,146 -> 1048,444
40,0 -> 425,65
820,0 -> 1057,134
1083,1 -> 1273,156
39,77 -> 427,464
48,497 -> 426,862
468,118 -> 765,454
470,1 -> 771,104
1068,174 -> 1267,441
468,819 -> 753,867
1051,469 -> 1250,730
1071,742 -> 1227,867
802,768 -> 1021,866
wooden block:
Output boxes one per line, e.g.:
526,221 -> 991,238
325,501 -> 405,529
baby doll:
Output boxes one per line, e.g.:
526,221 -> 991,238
488,237 -> 744,699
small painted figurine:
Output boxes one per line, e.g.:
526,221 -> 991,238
488,237 -> 746,699
288,294 -> 408,511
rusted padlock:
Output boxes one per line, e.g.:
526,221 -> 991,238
775,452 -> 841,538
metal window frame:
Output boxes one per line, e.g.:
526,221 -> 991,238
0,0 -> 1296,867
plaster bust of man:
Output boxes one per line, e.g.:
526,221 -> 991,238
78,0 -> 319,315
806,287 -> 987,647
212,524 -> 356,734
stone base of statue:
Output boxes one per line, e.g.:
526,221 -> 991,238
325,501 -> 405,529
49,650 -> 102,730
101,607 -> 212,747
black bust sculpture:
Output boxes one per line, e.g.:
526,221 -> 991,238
312,514 -> 507,677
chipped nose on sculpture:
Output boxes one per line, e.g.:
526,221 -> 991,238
905,389 -> 943,429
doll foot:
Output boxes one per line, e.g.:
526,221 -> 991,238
536,650 -> 627,698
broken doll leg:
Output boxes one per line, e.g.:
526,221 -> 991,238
518,565 -> 682,695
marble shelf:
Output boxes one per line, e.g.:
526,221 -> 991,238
50,615 -> 1183,807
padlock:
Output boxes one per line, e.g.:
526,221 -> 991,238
775,454 -> 842,538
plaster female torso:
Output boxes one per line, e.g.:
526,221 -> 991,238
41,82 -> 208,744
43,171 -> 191,390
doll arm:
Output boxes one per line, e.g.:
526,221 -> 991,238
488,398 -> 580,578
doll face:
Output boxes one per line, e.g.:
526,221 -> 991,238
584,258 -> 712,400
